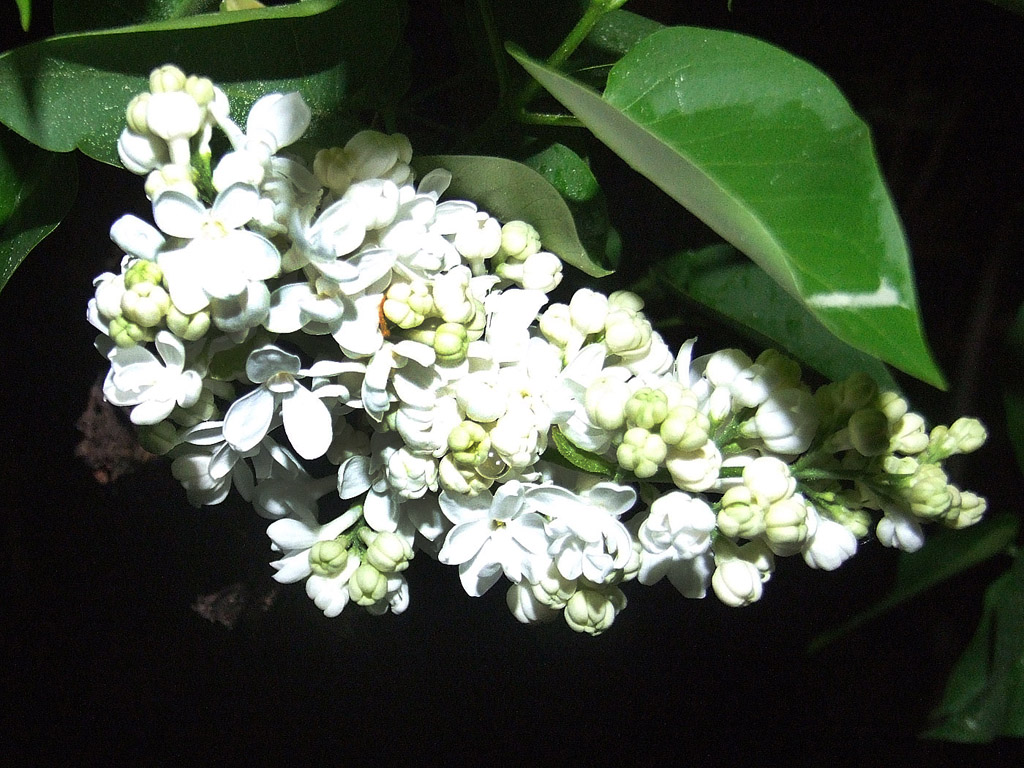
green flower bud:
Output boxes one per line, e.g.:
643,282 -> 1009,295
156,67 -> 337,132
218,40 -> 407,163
624,388 -> 669,431
312,147 -> 352,192
309,539 -> 350,577
122,283 -> 171,327
848,407 -> 890,457
433,322 -> 469,365
124,259 -> 164,289
498,220 -> 541,262
943,488 -> 987,529
170,387 -> 218,427
877,391 -> 908,424
563,586 -> 627,636
838,371 -> 878,412
659,404 -> 710,451
829,504 -> 871,539
948,418 -> 987,455
883,454 -> 919,476
165,305 -> 211,341
348,562 -> 388,606
755,348 -> 802,389
126,93 -> 151,136
184,75 -> 215,107
717,485 -> 765,539
890,412 -> 929,455
150,64 -> 187,94
616,427 -> 667,479
362,530 -> 414,573
898,463 -> 951,520
109,315 -> 156,347
763,497 -> 811,555
448,420 -> 491,467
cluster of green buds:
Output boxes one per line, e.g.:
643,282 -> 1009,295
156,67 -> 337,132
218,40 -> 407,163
383,267 -> 486,366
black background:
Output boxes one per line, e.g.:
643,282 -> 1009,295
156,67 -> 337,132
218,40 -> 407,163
3,0 -> 1023,764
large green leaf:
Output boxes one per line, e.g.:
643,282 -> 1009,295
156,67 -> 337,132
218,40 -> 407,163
809,513 -> 1020,653
924,552 -> 1024,742
0,0 -> 401,165
411,154 -> 612,278
15,0 -> 31,31
523,143 -> 619,273
509,28 -> 946,389
0,125 -> 77,293
53,0 -> 220,33
637,244 -> 897,389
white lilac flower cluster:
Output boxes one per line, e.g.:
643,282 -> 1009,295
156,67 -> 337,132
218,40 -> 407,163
88,66 -> 990,635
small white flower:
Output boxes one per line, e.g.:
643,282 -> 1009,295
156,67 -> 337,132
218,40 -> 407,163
103,330 -> 202,425
635,491 -> 716,585
223,345 -> 336,460
154,183 -> 281,314
438,481 -> 549,596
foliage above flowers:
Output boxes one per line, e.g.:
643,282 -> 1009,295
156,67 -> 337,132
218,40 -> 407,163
85,66 -> 989,636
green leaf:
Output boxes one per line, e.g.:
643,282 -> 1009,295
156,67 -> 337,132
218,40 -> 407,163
410,154 -> 613,278
583,8 -> 664,58
53,0 -> 220,33
0,126 -> 77,294
1002,302 -> 1024,475
809,513 -> 1020,653
509,29 -> 946,389
638,245 -> 897,390
523,143 -> 619,272
15,0 -> 31,31
0,0 -> 401,165
924,552 -> 1024,742
550,426 -> 616,477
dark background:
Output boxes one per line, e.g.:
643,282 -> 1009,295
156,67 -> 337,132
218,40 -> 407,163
2,0 -> 1023,764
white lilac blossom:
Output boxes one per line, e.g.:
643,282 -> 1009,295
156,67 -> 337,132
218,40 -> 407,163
88,68 -> 990,634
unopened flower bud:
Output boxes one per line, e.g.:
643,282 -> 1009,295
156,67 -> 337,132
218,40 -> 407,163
149,64 -> 187,93
184,75 -> 215,107
499,220 -> 541,261
519,251 -> 562,292
763,497 -> 812,555
569,288 -> 609,335
624,388 -> 669,430
665,441 -> 722,492
448,420 -> 492,467
890,412 -> 929,454
361,529 -> 414,573
838,371 -> 878,412
943,489 -> 987,529
948,418 -> 987,455
109,315 -> 156,347
348,562 -> 388,606
743,456 -> 796,505
126,93 -> 151,136
717,485 -> 765,539
135,420 -> 179,455
165,305 -> 211,341
433,322 -> 469,365
899,463 -> 951,519
848,407 -> 890,457
454,212 -> 502,266
659,404 -> 710,451
122,282 -> 171,327
563,586 -> 627,636
313,146 -> 352,192
507,583 -> 560,624
309,539 -> 350,577
711,557 -> 763,607
604,308 -> 652,357
616,427 -> 667,478
584,374 -> 631,431
877,391 -> 908,423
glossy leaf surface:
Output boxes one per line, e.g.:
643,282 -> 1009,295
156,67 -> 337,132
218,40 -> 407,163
412,154 -> 612,278
0,0 -> 400,165
0,127 -> 77,293
638,245 -> 897,389
510,29 -> 946,388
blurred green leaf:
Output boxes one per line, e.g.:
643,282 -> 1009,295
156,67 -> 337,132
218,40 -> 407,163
809,513 -> 1020,653
0,0 -> 401,165
1003,302 -> 1024,475
924,552 -> 1024,742
550,426 -> 616,477
524,143 -> 619,272
0,126 -> 77,294
981,0 -> 1024,16
509,28 -> 946,389
637,244 -> 897,389
15,0 -> 31,31
411,154 -> 613,278
53,0 -> 220,33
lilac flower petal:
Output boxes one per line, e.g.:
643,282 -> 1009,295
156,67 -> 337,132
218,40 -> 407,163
224,387 -> 276,452
153,190 -> 205,239
281,387 -> 332,460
